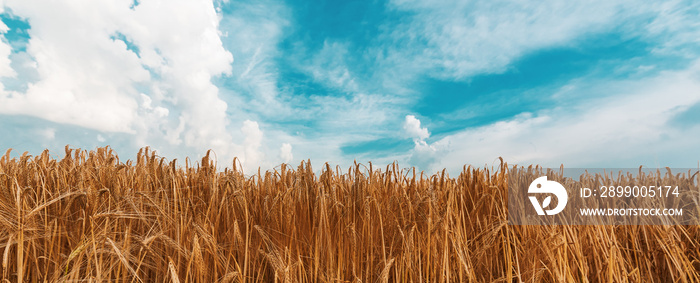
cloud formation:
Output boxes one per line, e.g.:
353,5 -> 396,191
425,60 -> 700,172
403,115 -> 429,143
403,115 -> 444,171
384,1 -> 635,80
0,0 -> 275,169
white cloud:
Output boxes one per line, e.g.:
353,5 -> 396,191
280,143 -> 292,163
300,40 -> 359,93
426,60 -> 700,172
0,0 -> 263,168
644,1 -> 700,56
379,0 -> 700,83
218,0 -> 290,117
403,115 -> 430,142
401,115 -> 447,171
384,0 -> 637,80
0,1 -> 148,132
409,142 -> 440,171
217,2 -> 404,153
373,0 -> 700,172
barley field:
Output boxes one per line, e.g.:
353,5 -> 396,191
0,146 -> 698,282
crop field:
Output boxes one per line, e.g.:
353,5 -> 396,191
0,146 -> 699,282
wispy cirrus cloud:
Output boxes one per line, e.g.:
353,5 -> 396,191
411,60 -> 700,172
381,0 -> 638,81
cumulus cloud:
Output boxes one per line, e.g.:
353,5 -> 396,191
0,2 -> 147,132
0,0 -> 283,169
403,115 -> 430,143
402,115 -> 445,171
280,143 -> 293,163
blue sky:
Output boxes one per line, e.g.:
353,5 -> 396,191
0,0 -> 698,173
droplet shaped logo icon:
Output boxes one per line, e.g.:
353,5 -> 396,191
528,176 -> 568,215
